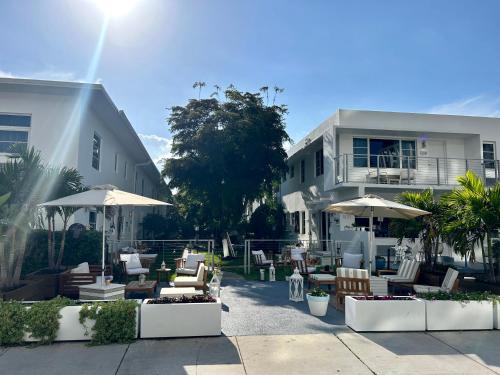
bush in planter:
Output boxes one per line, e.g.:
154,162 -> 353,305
147,295 -> 216,304
0,300 -> 26,345
79,300 -> 138,345
417,290 -> 499,303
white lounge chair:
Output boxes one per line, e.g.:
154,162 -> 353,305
120,254 -> 150,281
413,268 -> 459,294
379,259 -> 420,285
173,262 -> 207,290
176,253 -> 205,276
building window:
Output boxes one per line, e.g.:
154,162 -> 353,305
483,142 -> 496,169
300,159 -> 305,183
89,211 -> 96,230
124,161 -> 128,179
0,114 -> 31,127
0,130 -> 29,153
92,132 -> 101,170
114,153 -> 118,173
353,137 -> 416,169
315,149 -> 324,176
301,211 -> 306,234
290,164 -> 295,178
353,138 -> 368,167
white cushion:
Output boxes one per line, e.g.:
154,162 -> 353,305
413,284 -> 442,294
291,248 -> 305,260
126,267 -> 150,275
71,262 -> 90,274
310,274 -> 336,281
343,253 -> 363,269
173,278 -> 204,287
122,253 -> 143,271
307,266 -> 316,273
196,263 -> 206,282
176,268 -> 197,275
185,254 -> 205,269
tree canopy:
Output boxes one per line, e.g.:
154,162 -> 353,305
162,87 -> 290,236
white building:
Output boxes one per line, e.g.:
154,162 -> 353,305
0,77 -> 164,241
280,109 -> 500,265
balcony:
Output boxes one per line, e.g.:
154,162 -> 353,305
334,154 -> 500,187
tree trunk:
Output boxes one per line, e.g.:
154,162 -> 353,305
0,240 -> 7,289
480,239 -> 488,274
47,214 -> 54,269
12,231 -> 27,287
486,232 -> 496,282
55,215 -> 69,269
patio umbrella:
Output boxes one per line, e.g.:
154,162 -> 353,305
39,185 -> 173,284
324,194 -> 430,273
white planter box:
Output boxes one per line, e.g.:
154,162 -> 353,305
23,300 -> 139,342
345,296 -> 426,332
140,298 -> 221,338
425,300 -> 493,331
494,303 -> 499,329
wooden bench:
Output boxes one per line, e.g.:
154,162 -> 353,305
59,265 -> 111,298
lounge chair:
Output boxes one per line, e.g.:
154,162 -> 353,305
252,250 -> 273,267
336,267 -> 371,309
378,259 -> 420,290
176,253 -> 205,276
174,248 -> 190,269
59,262 -> 111,298
120,254 -> 150,282
413,267 -> 459,294
292,259 -> 317,278
173,262 -> 208,290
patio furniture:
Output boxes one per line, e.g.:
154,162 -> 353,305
156,268 -> 172,283
176,254 -> 205,276
309,273 -> 336,290
252,250 -> 273,267
369,275 -> 388,296
173,262 -> 208,290
119,253 -> 150,282
292,259 -> 317,278
413,267 -> 459,294
125,280 -> 157,298
159,287 -> 203,298
79,281 -> 125,300
59,263 -> 112,298
336,267 -> 371,309
341,252 -> 363,269
378,259 -> 420,291
174,248 -> 190,268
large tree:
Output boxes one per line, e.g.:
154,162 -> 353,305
162,87 -> 290,236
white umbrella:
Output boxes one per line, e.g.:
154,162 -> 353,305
39,185 -> 173,284
324,194 -> 430,273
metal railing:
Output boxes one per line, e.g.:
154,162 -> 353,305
334,154 -> 500,186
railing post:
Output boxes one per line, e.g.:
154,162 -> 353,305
436,158 -> 440,185
244,240 -> 248,274
344,155 -> 349,182
377,155 -> 380,184
407,156 -> 410,185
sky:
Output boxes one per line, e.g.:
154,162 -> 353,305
1,0 -> 500,169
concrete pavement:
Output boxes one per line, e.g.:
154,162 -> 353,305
1,331 -> 499,375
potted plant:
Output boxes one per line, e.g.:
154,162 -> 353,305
306,287 -> 330,316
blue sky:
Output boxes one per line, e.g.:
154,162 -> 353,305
2,0 -> 500,167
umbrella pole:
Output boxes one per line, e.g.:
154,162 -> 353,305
130,208 -> 135,247
369,207 -> 373,275
102,205 -> 106,286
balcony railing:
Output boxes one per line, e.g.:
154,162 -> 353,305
334,154 -> 500,186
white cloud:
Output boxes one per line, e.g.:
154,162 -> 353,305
138,133 -> 173,169
427,95 -> 500,117
0,69 -> 95,83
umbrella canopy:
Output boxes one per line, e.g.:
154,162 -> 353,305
39,184 -> 172,208
324,194 -> 430,273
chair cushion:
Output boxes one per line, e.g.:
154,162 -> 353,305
174,277 -> 204,287
197,263 -> 206,282
176,268 -> 197,275
307,266 -> 317,273
310,274 -> 336,281
71,262 -> 90,274
381,274 -> 413,283
413,284 -> 442,293
343,253 -> 363,269
185,254 -> 205,269
126,267 -> 150,275
337,267 -> 369,279
126,254 -> 143,270
441,268 -> 459,291
291,248 -> 305,260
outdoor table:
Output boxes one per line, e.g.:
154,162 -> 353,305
79,282 -> 125,300
125,280 -> 157,298
156,268 -> 172,283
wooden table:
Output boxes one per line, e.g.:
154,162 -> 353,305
156,268 -> 172,283
125,280 -> 157,298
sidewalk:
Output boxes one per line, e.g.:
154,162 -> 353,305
1,331 -> 499,375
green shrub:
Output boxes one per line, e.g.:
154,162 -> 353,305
417,291 -> 499,303
25,297 -> 73,344
0,301 -> 26,346
79,300 -> 138,345
308,287 -> 329,297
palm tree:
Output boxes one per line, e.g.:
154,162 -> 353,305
272,86 -> 284,105
192,81 -> 206,99
259,86 -> 269,105
444,171 -> 500,282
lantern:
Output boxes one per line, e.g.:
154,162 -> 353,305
269,263 -> 276,282
289,268 -> 303,302
260,269 -> 265,281
209,272 -> 221,297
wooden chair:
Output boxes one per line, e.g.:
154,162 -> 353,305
119,254 -> 150,282
413,268 -> 459,294
252,250 -> 273,268
174,248 -> 191,269
292,259 -> 317,279
59,265 -> 111,299
336,267 -> 371,310
173,262 -> 208,291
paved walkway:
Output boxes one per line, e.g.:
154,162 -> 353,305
1,331 -> 499,374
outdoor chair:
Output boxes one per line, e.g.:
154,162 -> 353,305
252,250 -> 273,267
173,262 -> 208,290
413,267 -> 459,294
378,259 -> 420,291
336,267 -> 371,309
308,273 -> 336,290
119,253 -> 150,282
292,259 -> 317,278
174,248 -> 191,269
59,262 -> 111,298
176,253 -> 205,276
341,252 -> 363,269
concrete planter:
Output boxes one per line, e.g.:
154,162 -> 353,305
493,302 -> 499,329
306,294 -> 330,316
140,298 -> 221,338
23,300 -> 139,342
345,296 -> 426,332
425,300 -> 493,331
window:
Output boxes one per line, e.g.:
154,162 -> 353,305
124,161 -> 128,179
300,159 -> 305,183
92,132 -> 101,170
483,142 -> 496,169
88,211 -> 96,230
294,211 -> 300,233
0,114 -> 31,154
301,211 -> 306,234
315,149 -> 324,176
290,164 -> 295,178
353,137 -> 416,169
114,153 -> 118,173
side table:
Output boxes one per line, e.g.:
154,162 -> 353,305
156,268 -> 172,283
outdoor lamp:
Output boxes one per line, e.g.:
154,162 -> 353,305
260,268 -> 265,281
289,268 -> 304,302
209,272 -> 221,297
269,262 -> 276,282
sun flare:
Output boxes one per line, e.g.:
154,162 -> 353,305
92,0 -> 138,18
